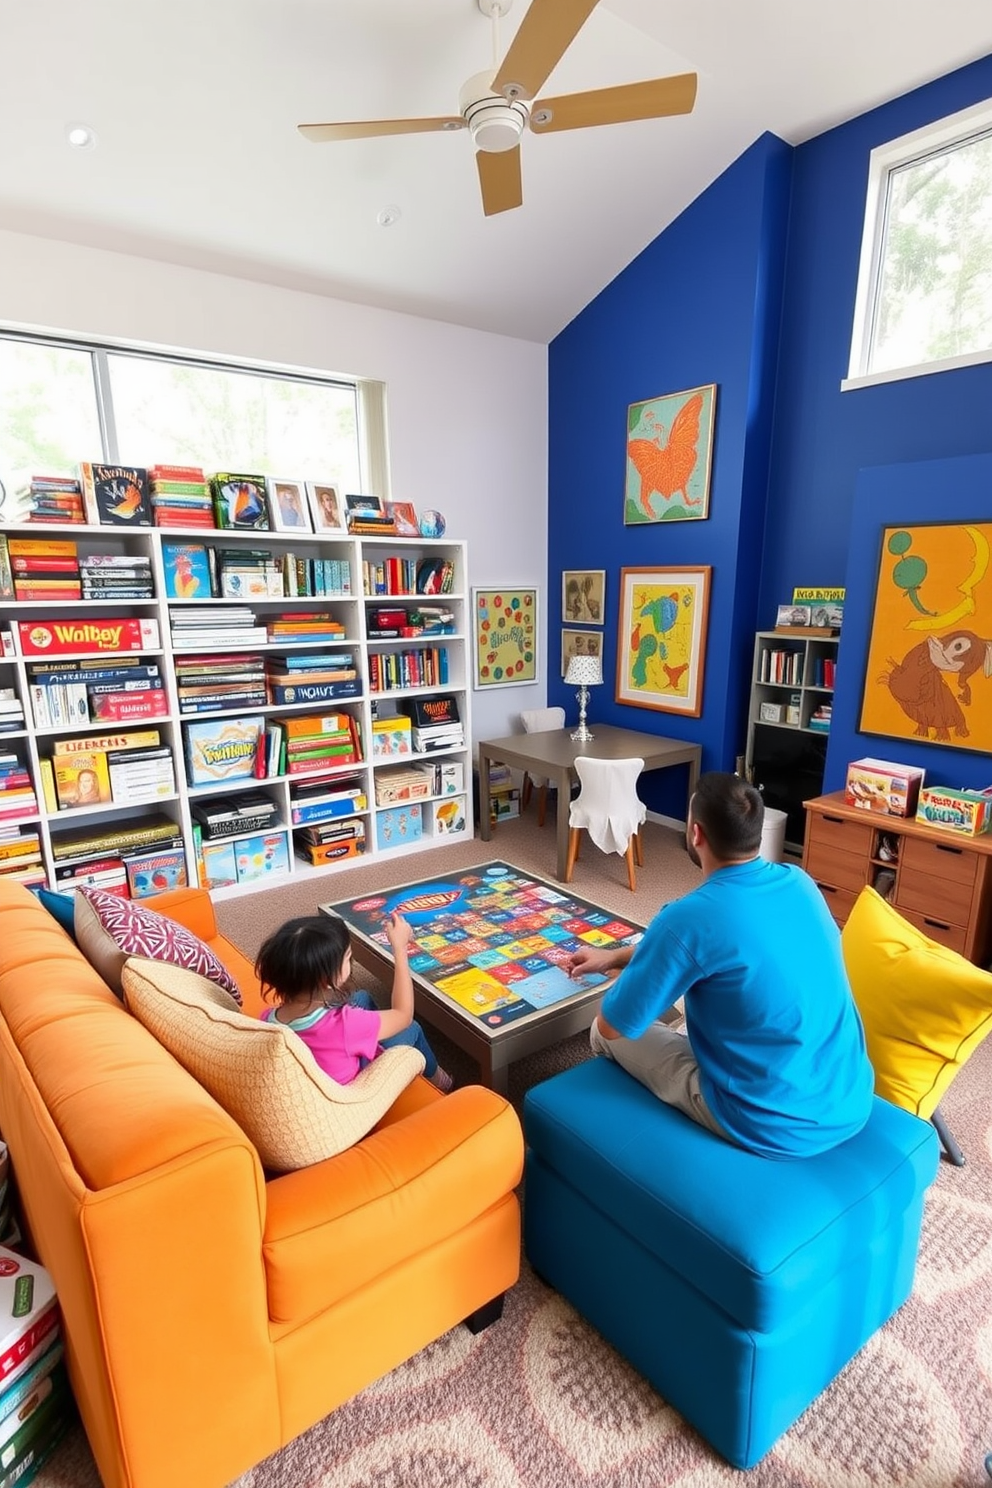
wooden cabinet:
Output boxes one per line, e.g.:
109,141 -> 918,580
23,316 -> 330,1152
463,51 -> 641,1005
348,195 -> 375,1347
803,792 -> 992,965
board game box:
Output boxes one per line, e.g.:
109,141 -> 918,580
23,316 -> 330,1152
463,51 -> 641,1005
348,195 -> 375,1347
324,861 -> 644,1034
0,1248 -> 60,1396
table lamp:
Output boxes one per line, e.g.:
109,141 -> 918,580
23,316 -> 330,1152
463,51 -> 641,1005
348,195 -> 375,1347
565,654 -> 603,742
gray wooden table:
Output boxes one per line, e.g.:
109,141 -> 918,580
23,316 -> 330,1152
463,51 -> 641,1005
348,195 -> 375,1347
478,724 -> 702,879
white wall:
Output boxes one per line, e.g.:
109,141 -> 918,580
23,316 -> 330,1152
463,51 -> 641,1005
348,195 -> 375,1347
0,229 -> 549,747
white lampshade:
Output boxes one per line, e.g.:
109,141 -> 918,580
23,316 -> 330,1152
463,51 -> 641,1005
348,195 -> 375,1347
565,654 -> 603,687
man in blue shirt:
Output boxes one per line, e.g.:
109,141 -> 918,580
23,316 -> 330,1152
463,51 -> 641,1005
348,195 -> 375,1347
569,772 -> 875,1159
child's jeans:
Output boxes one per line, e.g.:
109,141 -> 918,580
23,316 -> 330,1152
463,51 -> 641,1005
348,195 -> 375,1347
349,990 -> 439,1077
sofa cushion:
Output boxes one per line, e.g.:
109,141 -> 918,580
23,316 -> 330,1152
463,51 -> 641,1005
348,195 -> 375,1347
842,885 -> 992,1119
120,958 -> 425,1171
31,886 -> 78,938
76,887 -> 241,1003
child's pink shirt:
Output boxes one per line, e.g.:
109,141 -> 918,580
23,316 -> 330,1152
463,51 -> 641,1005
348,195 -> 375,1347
262,1003 -> 381,1085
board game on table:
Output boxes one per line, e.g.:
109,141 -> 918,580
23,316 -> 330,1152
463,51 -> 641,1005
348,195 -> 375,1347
321,859 -> 644,1093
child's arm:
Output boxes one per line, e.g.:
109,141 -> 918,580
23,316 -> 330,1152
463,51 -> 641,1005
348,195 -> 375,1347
376,912 -> 415,1039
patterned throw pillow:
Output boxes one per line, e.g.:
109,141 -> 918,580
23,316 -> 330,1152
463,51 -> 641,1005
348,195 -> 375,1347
121,958 -> 425,1170
75,886 -> 241,1003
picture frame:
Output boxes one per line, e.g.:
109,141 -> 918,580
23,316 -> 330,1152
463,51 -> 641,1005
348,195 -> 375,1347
384,500 -> 420,538
266,477 -> 312,533
624,383 -> 717,525
561,627 -> 603,676
472,587 -> 538,689
616,565 -> 711,716
562,569 -> 606,625
859,520 -> 992,749
305,481 -> 347,536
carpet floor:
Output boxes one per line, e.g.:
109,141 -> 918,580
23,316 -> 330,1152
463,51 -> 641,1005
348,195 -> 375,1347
35,815 -> 992,1487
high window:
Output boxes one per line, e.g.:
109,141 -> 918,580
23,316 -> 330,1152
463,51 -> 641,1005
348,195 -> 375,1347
846,98 -> 992,387
0,333 -> 378,507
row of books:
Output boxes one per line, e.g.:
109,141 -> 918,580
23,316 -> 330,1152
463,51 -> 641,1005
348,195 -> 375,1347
0,1242 -> 72,1488
40,730 -> 176,812
361,555 -> 454,596
0,753 -> 39,826
7,473 -> 85,524
162,542 -> 355,602
368,647 -> 450,693
3,540 -> 155,604
0,687 -> 24,734
26,658 -> 167,729
47,813 -> 186,898
758,647 -> 805,686
183,710 -> 363,788
168,607 -> 350,653
0,827 -> 44,888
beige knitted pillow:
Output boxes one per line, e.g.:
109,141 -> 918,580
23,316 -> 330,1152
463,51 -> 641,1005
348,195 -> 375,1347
120,957 -> 425,1171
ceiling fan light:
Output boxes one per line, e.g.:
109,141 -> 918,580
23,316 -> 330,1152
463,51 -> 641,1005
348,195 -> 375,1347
459,71 -> 529,154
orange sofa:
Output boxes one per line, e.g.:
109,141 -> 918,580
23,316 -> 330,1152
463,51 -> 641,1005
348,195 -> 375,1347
0,881 -> 523,1488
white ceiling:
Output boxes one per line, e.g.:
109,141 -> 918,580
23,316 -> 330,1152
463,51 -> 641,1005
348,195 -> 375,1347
3,0 -> 992,345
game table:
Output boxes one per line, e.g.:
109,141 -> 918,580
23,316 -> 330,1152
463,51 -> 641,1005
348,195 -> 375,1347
321,860 -> 645,1093
477,724 -> 702,879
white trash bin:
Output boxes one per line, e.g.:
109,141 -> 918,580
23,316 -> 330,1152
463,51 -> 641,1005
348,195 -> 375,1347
759,807 -> 788,863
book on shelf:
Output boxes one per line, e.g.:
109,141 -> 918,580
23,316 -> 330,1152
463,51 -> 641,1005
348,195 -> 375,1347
267,678 -> 361,706
50,813 -> 181,862
106,745 -> 176,804
209,473 -> 270,531
79,463 -> 153,526
52,750 -> 113,810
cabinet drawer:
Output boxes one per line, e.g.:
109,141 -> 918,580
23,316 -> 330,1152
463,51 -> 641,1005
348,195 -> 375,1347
811,882 -> 860,928
900,833 -> 979,889
895,868 -> 973,928
895,908 -> 969,956
805,842 -> 870,894
806,810 -> 873,857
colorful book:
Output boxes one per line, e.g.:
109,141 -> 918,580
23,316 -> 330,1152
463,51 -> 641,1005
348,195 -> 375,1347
79,463 -> 152,526
161,543 -> 213,600
52,750 -> 112,810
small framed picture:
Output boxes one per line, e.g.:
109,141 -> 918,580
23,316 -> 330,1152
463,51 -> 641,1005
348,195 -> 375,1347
384,500 -> 420,537
266,477 -> 312,533
305,481 -> 347,535
561,627 -> 603,676
562,569 -> 606,624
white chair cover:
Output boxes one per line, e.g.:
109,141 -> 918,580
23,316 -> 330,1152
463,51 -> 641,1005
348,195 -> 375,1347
569,756 -> 646,856
520,707 -> 566,789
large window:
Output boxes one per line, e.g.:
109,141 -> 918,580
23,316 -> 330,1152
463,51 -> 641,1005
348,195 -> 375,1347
0,333 -> 372,506
847,99 -> 992,387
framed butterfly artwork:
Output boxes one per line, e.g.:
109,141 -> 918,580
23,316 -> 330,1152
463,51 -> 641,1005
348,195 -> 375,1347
624,383 -> 716,524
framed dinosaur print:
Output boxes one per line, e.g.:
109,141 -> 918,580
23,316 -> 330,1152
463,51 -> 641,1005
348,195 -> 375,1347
624,383 -> 716,524
859,521 -> 992,749
616,566 -> 711,716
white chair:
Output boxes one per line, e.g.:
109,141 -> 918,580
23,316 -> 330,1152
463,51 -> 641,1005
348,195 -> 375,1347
519,707 -> 566,828
565,756 -> 646,891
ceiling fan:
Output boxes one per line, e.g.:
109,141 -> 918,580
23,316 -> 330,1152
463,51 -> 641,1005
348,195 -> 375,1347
298,0 -> 697,217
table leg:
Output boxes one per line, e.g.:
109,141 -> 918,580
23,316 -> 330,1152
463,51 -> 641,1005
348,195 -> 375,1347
686,751 -> 701,818
479,747 -> 492,841
555,765 -> 571,880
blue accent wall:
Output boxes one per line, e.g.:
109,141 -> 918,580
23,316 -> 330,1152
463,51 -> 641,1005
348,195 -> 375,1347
549,53 -> 992,818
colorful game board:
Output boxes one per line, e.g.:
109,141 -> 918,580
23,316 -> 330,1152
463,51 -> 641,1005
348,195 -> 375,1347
323,860 -> 644,1036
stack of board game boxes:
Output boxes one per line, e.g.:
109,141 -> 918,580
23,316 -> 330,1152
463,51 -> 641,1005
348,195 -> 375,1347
0,1176 -> 72,1488
399,694 -> 463,752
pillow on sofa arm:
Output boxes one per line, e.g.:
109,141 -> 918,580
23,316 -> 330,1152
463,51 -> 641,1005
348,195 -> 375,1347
75,886 -> 241,1003
121,957 -> 425,1170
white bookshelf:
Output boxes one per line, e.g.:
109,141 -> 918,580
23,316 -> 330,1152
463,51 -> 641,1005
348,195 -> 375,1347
0,523 -> 472,900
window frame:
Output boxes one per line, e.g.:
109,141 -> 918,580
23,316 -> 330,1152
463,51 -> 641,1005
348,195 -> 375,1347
844,96 -> 992,391
0,327 -> 384,496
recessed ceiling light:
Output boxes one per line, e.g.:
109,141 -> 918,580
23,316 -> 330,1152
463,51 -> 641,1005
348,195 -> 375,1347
376,204 -> 402,228
66,123 -> 97,150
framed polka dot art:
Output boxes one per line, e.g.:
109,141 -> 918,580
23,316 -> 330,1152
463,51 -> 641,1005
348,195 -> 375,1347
471,586 -> 538,688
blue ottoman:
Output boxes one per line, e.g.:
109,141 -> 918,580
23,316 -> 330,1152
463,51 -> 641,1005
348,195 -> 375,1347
523,1058 -> 939,1468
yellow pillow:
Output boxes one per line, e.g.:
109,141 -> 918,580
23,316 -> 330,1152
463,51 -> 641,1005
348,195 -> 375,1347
841,886 -> 992,1119
121,957 -> 425,1171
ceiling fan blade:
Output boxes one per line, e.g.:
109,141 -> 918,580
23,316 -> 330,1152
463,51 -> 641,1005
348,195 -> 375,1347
492,0 -> 599,102
298,117 -> 465,143
530,74 -> 697,133
477,147 -> 523,216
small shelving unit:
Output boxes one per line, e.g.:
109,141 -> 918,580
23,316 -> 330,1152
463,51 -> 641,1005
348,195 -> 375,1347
745,629 -> 840,849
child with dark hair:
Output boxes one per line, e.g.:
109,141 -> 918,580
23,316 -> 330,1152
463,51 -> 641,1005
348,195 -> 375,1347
255,913 -> 452,1092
